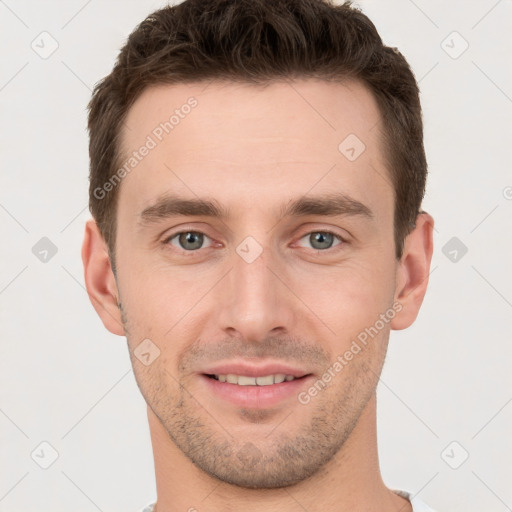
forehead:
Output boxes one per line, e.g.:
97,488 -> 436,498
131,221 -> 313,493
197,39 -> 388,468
117,79 -> 392,222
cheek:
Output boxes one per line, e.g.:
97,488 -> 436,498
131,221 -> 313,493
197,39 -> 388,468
116,261 -> 217,361
116,246 -> 179,308
293,258 -> 396,329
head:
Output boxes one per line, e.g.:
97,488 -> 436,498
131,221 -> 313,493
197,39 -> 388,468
83,0 -> 433,489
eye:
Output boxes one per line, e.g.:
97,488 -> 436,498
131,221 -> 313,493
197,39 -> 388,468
297,230 -> 343,251
164,231 -> 213,251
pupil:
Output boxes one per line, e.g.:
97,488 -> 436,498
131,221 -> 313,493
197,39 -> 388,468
180,232 -> 203,250
312,232 -> 333,250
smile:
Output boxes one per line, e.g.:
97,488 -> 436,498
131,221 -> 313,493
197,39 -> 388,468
208,374 -> 297,385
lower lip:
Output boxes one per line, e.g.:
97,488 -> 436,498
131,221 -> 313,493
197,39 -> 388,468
200,375 -> 312,408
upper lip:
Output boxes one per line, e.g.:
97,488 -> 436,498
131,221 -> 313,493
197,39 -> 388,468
201,360 -> 311,378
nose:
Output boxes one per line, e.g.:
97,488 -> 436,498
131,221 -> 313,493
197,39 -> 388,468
216,243 -> 297,343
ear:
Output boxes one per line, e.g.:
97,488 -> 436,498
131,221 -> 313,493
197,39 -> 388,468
391,212 -> 434,330
81,219 -> 125,336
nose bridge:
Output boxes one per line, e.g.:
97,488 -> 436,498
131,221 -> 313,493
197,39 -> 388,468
218,239 -> 294,342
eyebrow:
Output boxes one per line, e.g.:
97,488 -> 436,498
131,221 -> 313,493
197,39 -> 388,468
139,192 -> 373,225
281,192 -> 373,219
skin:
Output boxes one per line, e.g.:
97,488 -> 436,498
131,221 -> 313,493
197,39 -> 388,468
82,79 -> 433,512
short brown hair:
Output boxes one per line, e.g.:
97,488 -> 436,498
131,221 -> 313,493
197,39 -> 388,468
88,0 -> 427,267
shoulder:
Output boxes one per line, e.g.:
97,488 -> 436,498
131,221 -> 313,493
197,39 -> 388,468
393,489 -> 438,512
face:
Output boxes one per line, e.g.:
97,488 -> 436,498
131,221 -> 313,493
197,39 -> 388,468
84,79 -> 432,488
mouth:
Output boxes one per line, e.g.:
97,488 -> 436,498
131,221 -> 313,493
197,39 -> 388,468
199,364 -> 313,408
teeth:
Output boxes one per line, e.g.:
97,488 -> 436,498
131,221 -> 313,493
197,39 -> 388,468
238,375 -> 256,386
213,374 -> 297,386
256,375 -> 274,386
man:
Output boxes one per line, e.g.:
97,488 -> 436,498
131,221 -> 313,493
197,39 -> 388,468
82,0 -> 436,510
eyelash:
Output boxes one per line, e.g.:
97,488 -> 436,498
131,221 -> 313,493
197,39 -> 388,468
162,229 -> 345,254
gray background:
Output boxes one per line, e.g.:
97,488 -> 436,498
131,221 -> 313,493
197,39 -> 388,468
1,0 -> 511,511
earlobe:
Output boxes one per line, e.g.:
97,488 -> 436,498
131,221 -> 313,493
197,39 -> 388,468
81,219 -> 125,336
391,212 -> 434,331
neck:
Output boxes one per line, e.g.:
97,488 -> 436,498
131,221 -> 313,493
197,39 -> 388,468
147,393 -> 411,512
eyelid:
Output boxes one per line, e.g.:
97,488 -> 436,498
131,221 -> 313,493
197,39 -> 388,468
161,223 -> 214,241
